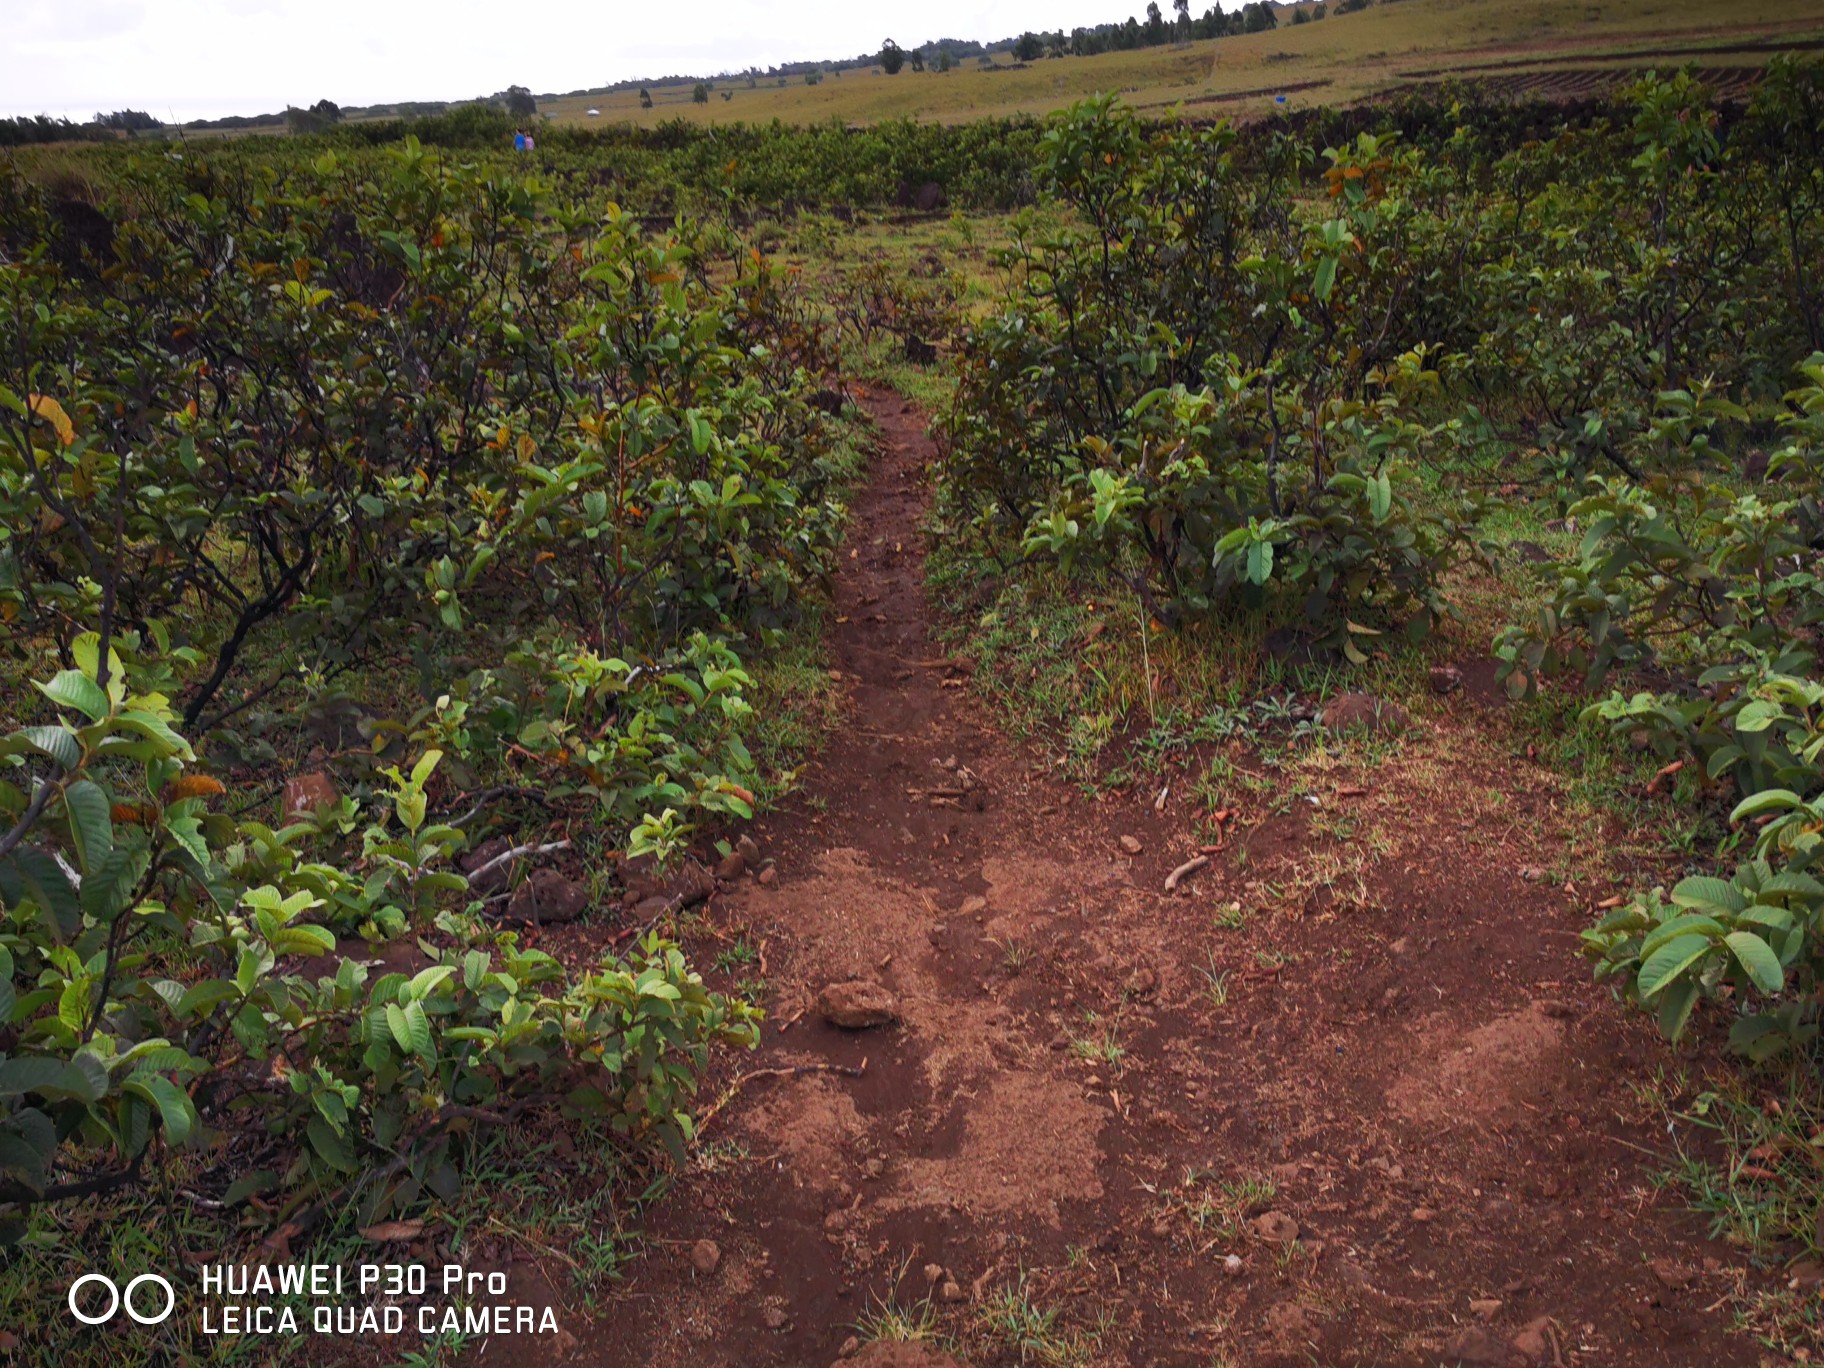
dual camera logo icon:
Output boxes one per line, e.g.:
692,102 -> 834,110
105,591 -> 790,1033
68,1273 -> 176,1326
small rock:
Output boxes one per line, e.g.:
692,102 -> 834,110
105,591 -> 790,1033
715,850 -> 747,880
959,895 -> 988,917
1519,866 -> 1545,882
837,1335 -> 861,1358
1119,835 -> 1143,854
757,865 -> 778,887
1627,727 -> 1654,752
689,1239 -> 721,1275
553,1327 -> 579,1358
1124,966 -> 1158,998
1469,1297 -> 1502,1321
1254,1212 -> 1300,1243
1430,665 -> 1464,694
762,1305 -> 788,1330
737,834 -> 762,864
506,869 -> 590,924
282,771 -> 339,817
939,756 -> 958,770
1649,1257 -> 1694,1289
1410,1206 -> 1436,1223
1223,1253 -> 1244,1277
816,980 -> 899,1030
938,1279 -> 963,1303
1511,1316 -> 1555,1362
864,1157 -> 884,1178
1320,692 -> 1411,734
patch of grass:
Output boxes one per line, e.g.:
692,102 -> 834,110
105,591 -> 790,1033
1636,1066 -> 1824,1359
1068,1013 -> 1126,1070
973,1271 -> 1107,1368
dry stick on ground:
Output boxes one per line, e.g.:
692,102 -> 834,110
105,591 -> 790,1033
1164,854 -> 1211,892
696,1059 -> 868,1136
467,838 -> 570,883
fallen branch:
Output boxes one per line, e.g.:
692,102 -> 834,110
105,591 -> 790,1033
444,785 -> 553,831
1164,855 -> 1211,892
697,1058 -> 869,1135
467,838 -> 570,883
1646,759 -> 1685,795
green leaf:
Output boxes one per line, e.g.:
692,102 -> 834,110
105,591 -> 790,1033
123,1074 -> 194,1146
386,1003 -> 414,1054
1655,979 -> 1701,1041
1636,933 -> 1715,999
177,979 -> 243,1019
403,1000 -> 433,1058
1640,913 -> 1724,957
35,671 -> 109,722
306,1114 -> 356,1172
1312,254 -> 1338,302
1724,931 -> 1783,995
16,726 -> 79,771
61,780 -> 113,877
0,1057 -> 68,1095
1670,876 -> 1746,914
1731,789 -> 1801,823
222,1169 -> 277,1206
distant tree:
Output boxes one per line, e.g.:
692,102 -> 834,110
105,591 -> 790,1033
910,47 -> 926,72
501,85 -> 537,117
284,104 -> 332,134
1291,5 -> 1310,20
93,109 -> 160,132
1313,2 -> 1326,15
309,99 -> 342,123
1014,31 -> 1044,61
1145,2 -> 1167,43
1174,0 -> 1192,37
805,68 -> 823,85
880,39 -> 906,74
639,87 -> 653,108
936,49 -> 953,72
692,82 -> 710,103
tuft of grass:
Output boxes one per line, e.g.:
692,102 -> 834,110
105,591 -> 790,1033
973,1271 -> 1107,1368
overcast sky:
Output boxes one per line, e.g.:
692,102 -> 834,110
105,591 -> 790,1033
4,0 -> 1144,121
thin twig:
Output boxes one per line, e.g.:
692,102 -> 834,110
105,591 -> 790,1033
696,1058 -> 868,1136
467,838 -> 569,882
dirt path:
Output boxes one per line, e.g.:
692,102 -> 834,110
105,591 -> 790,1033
593,392 -> 1753,1368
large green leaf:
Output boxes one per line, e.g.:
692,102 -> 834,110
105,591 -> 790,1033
1669,876 -> 1745,914
1724,931 -> 1784,995
34,671 -> 109,722
61,780 -> 113,877
123,1074 -> 195,1146
1637,933 -> 1714,998
0,1057 -> 67,1096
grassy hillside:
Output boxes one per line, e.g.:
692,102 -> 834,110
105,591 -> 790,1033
538,0 -> 1824,127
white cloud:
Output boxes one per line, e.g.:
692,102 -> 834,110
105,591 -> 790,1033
3,0 -> 1136,120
